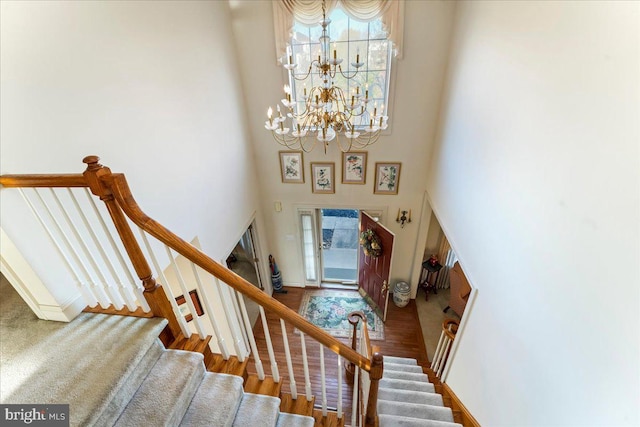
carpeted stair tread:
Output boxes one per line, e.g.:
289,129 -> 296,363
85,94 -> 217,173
379,414 -> 463,427
384,362 -> 426,374
383,369 -> 431,382
379,378 -> 435,393
95,338 -> 165,426
232,392 -> 281,427
383,355 -> 418,366
378,387 -> 444,406
378,400 -> 454,423
114,350 -> 205,427
276,412 -> 316,427
180,372 -> 244,427
0,297 -> 168,427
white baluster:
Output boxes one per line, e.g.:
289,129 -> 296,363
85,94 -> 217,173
68,189 -> 131,310
280,319 -> 297,399
430,331 -> 445,370
138,229 -> 188,335
351,364 -> 359,427
437,338 -> 452,378
214,277 -> 244,361
236,291 -> 265,380
320,344 -> 327,416
299,332 -> 312,400
46,189 -> 110,308
229,285 -> 251,350
190,263 -> 229,359
19,189 -> 96,306
85,189 -> 143,311
337,356 -> 343,419
432,333 -> 449,374
259,307 -> 280,382
165,246 -> 205,337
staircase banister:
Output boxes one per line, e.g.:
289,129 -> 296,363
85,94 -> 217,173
103,172 -> 372,372
0,174 -> 89,188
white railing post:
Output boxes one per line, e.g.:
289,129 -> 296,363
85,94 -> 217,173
337,356 -> 343,419
229,286 -> 251,350
45,188 -> 111,309
280,319 -> 297,399
299,332 -> 312,400
436,338 -> 452,377
49,189 -> 119,309
190,263 -> 230,359
68,189 -> 132,310
19,188 -> 97,306
351,365 -> 359,427
85,190 -> 144,311
259,307 -> 280,382
430,331 -> 446,371
236,290 -> 265,380
320,343 -> 328,416
214,277 -> 245,361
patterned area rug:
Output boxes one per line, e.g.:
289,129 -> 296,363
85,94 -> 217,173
297,289 -> 385,340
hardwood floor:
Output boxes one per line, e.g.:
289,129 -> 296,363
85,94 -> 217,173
245,287 -> 430,421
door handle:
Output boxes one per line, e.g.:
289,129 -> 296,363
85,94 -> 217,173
381,280 -> 389,293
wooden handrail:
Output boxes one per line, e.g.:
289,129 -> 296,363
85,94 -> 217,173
347,310 -> 378,427
443,318 -> 459,341
0,174 -> 88,188
100,170 -> 371,372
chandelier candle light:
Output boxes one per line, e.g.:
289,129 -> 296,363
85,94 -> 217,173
265,3 -> 389,153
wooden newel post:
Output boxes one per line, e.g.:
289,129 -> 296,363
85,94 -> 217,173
82,155 -> 182,339
365,352 -> 383,427
346,311 -> 365,382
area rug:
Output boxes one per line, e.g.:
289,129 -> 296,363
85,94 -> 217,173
297,289 -> 385,340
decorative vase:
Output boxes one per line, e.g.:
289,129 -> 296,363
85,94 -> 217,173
393,282 -> 411,308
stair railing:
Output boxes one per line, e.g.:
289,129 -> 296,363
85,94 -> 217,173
0,156 -> 383,427
346,310 -> 382,427
431,318 -> 459,377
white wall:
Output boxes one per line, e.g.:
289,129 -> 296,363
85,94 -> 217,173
0,1 -> 262,308
429,1 -> 640,425
229,0 -> 455,294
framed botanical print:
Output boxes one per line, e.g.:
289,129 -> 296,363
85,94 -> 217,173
279,151 -> 304,183
374,162 -> 401,195
342,151 -> 367,184
310,162 -> 335,194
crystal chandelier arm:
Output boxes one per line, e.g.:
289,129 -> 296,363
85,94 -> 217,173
337,65 -> 361,80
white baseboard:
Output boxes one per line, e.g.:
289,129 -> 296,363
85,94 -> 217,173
38,293 -> 85,322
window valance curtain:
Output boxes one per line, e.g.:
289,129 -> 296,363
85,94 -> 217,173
272,0 -> 405,62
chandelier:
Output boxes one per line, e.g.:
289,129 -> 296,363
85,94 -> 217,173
265,3 -> 388,153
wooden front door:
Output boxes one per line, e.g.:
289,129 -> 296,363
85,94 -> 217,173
358,211 -> 395,321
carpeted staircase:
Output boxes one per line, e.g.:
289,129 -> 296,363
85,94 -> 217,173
0,276 -> 314,427
378,356 -> 462,427
1,273 -> 463,427
110,345 -> 314,427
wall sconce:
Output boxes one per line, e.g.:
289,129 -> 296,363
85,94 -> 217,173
396,209 -> 412,228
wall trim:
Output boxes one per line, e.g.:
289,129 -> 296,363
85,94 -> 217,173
38,293 -> 85,322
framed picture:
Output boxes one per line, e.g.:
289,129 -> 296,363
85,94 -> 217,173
175,289 -> 204,322
311,162 -> 335,194
279,151 -> 304,183
342,151 -> 367,184
374,162 -> 401,195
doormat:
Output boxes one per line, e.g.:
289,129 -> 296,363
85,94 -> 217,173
297,289 -> 385,340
